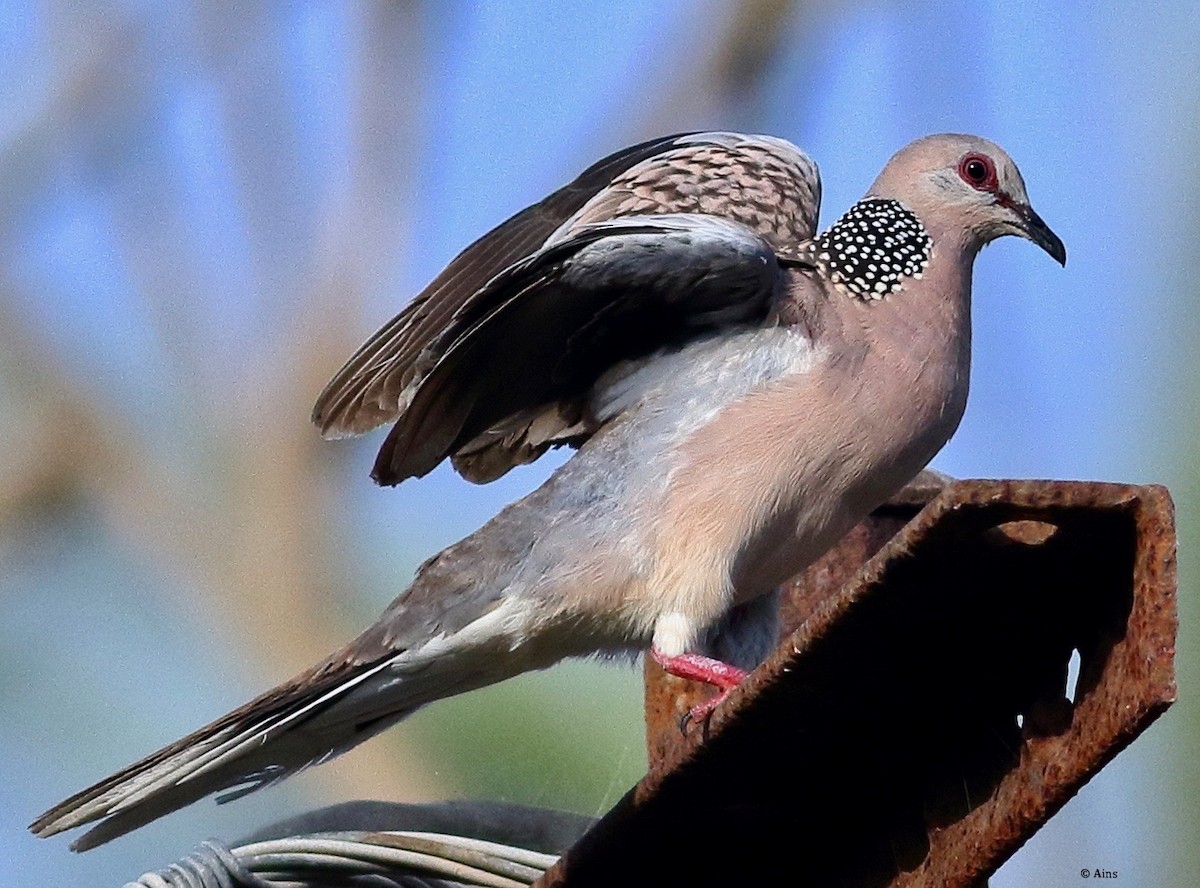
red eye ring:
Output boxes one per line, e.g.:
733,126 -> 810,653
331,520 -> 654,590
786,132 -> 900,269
958,152 -> 998,191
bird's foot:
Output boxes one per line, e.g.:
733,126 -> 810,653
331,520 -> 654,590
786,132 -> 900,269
679,687 -> 735,734
650,648 -> 748,734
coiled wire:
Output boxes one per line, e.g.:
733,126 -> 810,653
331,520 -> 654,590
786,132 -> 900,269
122,831 -> 558,888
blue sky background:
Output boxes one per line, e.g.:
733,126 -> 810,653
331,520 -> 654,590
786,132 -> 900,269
2,2 -> 1198,884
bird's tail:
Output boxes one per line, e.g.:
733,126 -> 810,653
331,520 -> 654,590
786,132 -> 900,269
29,643 -> 479,851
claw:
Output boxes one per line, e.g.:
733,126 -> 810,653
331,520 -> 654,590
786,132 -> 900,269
679,709 -> 694,734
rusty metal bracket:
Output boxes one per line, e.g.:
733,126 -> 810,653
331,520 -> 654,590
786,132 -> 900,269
537,480 -> 1177,887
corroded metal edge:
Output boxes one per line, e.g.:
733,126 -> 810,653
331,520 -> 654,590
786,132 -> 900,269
537,480 -> 1178,887
892,482 -> 1177,886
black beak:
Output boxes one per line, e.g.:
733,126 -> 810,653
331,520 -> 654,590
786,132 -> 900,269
1017,204 -> 1066,266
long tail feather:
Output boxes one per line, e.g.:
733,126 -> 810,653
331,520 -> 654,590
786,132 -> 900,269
29,655 -> 406,851
32,584 -> 543,850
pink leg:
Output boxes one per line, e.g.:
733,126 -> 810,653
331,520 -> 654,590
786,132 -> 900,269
651,647 -> 748,730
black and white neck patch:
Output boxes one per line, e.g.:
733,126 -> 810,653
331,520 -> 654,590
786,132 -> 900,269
811,199 -> 932,301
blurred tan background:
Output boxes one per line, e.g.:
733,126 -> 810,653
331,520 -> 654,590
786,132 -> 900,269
3,2 -> 1197,884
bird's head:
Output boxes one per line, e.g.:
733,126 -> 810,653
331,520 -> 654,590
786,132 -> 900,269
868,134 -> 1066,266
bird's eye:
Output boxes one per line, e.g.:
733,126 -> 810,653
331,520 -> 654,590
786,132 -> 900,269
958,153 -> 996,191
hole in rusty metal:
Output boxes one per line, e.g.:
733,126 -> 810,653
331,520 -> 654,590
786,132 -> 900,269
987,520 -> 1059,546
1066,648 -> 1082,703
1015,713 -> 1024,729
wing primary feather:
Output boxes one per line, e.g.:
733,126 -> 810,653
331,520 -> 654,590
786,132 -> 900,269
312,133 -> 702,438
372,215 -> 785,486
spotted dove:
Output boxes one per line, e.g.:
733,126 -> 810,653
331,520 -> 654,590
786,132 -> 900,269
31,131 -> 1065,851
